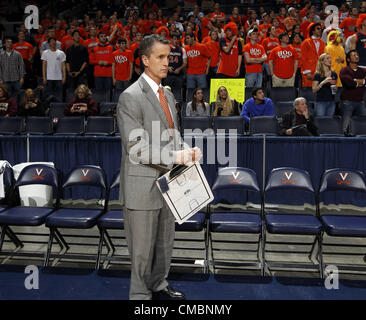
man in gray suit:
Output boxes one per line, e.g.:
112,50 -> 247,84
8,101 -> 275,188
117,34 -> 202,300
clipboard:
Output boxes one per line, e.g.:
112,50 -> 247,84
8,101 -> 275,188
155,162 -> 214,224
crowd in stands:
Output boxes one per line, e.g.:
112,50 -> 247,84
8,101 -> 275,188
0,0 -> 365,135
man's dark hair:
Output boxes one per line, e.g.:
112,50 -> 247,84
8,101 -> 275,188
117,38 -> 127,44
72,30 -> 80,37
47,37 -> 56,43
252,87 -> 264,97
309,22 -> 321,36
4,36 -> 13,42
278,32 -> 288,42
346,49 -> 358,65
140,34 -> 170,58
98,32 -> 106,38
171,32 -> 180,39
185,32 -> 194,38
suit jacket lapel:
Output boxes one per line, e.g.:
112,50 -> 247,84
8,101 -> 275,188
138,76 -> 169,130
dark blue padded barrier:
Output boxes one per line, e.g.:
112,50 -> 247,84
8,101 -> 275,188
1,135 -> 366,206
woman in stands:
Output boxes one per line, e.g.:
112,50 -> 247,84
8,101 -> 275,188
312,53 -> 338,116
18,89 -> 45,117
64,84 -> 98,117
290,32 -> 303,88
186,88 -> 210,116
203,29 -> 220,82
213,86 -> 240,117
0,84 -> 17,117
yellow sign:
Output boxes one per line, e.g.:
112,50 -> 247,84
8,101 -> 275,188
209,78 -> 246,104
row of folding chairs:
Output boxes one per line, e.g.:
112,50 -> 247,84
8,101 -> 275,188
49,102 -> 117,120
0,116 -> 118,136
209,166 -> 366,278
182,115 -> 366,137
0,164 -> 207,271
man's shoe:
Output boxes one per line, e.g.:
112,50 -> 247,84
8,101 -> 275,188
153,286 -> 186,300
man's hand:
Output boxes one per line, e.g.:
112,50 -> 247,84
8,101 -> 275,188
302,108 -> 309,119
175,147 -> 202,165
355,78 -> 365,87
286,128 -> 293,135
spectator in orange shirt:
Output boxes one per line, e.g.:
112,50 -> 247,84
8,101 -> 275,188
290,32 -> 303,87
271,17 -> 285,37
210,3 -> 226,23
262,26 -> 280,81
200,10 -> 214,40
204,29 -> 220,82
243,28 -> 267,87
284,7 -> 299,33
277,7 -> 287,30
112,38 -> 133,92
55,20 -> 66,42
34,25 -> 46,48
89,32 -> 114,90
229,7 -> 243,28
185,33 -> 211,102
14,31 -> 34,88
340,7 -> 359,40
258,13 -> 272,39
299,1 -> 312,20
269,32 -> 298,87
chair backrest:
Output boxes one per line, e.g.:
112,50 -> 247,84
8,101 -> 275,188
110,171 -> 120,190
25,116 -> 53,135
91,90 -> 111,104
182,116 -> 213,135
85,116 -> 115,136
265,167 -> 315,193
0,117 -> 25,135
298,87 -> 316,103
269,87 -> 297,102
274,101 -> 293,116
319,168 -> 366,193
62,165 -> 107,190
249,115 -> 278,135
349,116 -> 366,136
213,167 -> 260,192
314,116 -> 343,136
49,102 -> 67,120
54,116 -> 85,135
15,164 -> 58,189
99,102 -> 117,116
213,116 -> 245,135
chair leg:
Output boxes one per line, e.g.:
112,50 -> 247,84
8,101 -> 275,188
209,227 -> 215,274
54,229 -> 69,251
261,224 -> 267,276
44,228 -> 55,267
204,224 -> 210,274
5,227 -> 23,248
308,235 -> 318,261
0,225 -> 6,252
95,228 -> 105,270
104,229 -> 115,254
317,232 -> 324,281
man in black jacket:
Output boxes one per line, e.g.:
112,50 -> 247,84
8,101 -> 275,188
279,97 -> 318,136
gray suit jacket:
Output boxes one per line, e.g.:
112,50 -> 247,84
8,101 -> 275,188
117,75 -> 186,210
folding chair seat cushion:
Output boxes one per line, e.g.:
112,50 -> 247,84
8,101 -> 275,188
97,209 -> 123,229
46,208 -> 104,228
210,212 -> 262,233
175,212 -> 206,232
0,205 -> 7,212
321,215 -> 366,237
265,214 -> 322,235
0,207 -> 55,226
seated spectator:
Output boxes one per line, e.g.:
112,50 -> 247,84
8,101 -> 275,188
279,97 -> 318,136
186,88 -> 210,116
312,53 -> 338,116
213,86 -> 240,117
241,88 -> 275,123
64,84 -> 98,117
18,88 -> 45,116
0,84 -> 17,117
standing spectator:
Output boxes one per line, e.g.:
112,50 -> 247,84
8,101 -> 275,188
216,22 -> 242,79
269,32 -> 298,87
41,37 -> 66,102
241,87 -> 275,123
163,32 -> 187,103
301,22 -> 325,88
0,83 -> 17,116
291,32 -> 303,87
258,13 -> 272,39
185,33 -> 211,101
0,37 -> 25,99
210,3 -> 226,23
204,29 -> 220,82
262,26 -> 281,82
349,14 -> 366,67
284,7 -> 299,33
200,10 -> 214,41
112,38 -> 133,93
66,30 -> 89,90
18,88 -> 45,117
312,53 -> 338,116
279,97 -> 318,136
339,50 -> 366,134
13,31 -> 34,89
271,17 -> 285,38
325,30 -> 346,88
340,7 -> 359,41
33,25 -> 46,48
89,33 -> 114,91
186,88 -> 210,116
213,86 -> 240,117
64,84 -> 98,117
243,28 -> 267,88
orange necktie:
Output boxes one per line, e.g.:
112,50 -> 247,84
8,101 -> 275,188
158,87 -> 174,129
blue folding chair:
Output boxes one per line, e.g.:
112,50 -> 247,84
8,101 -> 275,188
25,116 -> 53,135
263,167 -> 323,279
96,171 -> 124,269
209,167 -> 264,274
318,168 -> 366,273
0,117 -> 25,135
249,115 -> 278,136
213,116 -> 245,135
182,116 -> 213,136
44,165 -> 108,267
0,164 -> 60,260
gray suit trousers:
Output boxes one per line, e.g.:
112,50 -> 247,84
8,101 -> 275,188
124,203 -> 175,300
